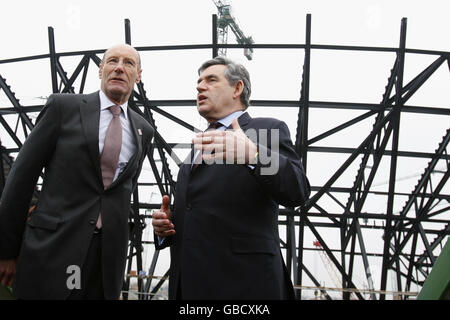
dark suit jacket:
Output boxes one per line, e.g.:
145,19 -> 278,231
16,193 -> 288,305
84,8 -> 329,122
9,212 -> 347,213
0,91 -> 154,299
156,112 -> 310,299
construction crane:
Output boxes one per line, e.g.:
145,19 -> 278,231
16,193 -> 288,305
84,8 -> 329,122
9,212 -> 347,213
212,0 -> 254,60
313,240 -> 371,300
313,240 -> 343,292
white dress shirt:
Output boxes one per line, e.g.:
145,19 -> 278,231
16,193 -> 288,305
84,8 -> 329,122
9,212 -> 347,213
98,90 -> 137,181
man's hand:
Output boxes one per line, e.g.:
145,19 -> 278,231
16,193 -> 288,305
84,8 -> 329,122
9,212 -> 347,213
152,195 -> 175,238
0,259 -> 16,288
193,118 -> 258,164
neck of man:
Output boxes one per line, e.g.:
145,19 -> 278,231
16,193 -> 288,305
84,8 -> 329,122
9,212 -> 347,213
104,91 -> 131,106
205,103 -> 245,124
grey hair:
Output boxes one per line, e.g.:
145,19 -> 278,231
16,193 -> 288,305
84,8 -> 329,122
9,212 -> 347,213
198,56 -> 251,109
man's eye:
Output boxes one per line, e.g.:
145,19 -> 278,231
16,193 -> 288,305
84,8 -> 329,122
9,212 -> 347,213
126,59 -> 137,66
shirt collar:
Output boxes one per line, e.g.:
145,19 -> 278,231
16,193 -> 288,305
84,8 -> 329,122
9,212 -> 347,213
99,90 -> 128,120
214,110 -> 245,128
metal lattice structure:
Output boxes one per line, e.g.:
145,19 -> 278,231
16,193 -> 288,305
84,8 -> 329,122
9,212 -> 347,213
0,14 -> 449,300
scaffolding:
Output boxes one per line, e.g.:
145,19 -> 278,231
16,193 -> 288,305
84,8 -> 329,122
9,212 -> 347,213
0,14 -> 449,300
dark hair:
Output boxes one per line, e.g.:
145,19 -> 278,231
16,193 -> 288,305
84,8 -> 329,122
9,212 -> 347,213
198,56 -> 251,108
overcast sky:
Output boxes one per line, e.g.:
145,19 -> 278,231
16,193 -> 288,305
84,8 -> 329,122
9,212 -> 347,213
1,0 -> 449,298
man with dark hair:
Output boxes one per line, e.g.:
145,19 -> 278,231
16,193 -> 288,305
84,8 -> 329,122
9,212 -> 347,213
152,56 -> 310,299
0,44 -> 154,300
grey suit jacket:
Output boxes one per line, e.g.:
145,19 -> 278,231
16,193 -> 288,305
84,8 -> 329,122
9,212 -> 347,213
0,91 -> 154,299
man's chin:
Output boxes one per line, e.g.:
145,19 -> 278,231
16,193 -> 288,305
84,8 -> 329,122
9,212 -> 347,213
108,84 -> 127,93
197,107 -> 210,119
104,88 -> 129,104
197,103 -> 211,113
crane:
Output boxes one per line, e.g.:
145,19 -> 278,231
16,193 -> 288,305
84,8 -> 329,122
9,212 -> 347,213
212,0 -> 254,60
313,240 -> 343,292
313,240 -> 370,300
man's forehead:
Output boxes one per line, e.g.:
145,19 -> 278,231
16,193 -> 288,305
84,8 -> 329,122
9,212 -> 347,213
104,45 -> 139,61
199,64 -> 226,78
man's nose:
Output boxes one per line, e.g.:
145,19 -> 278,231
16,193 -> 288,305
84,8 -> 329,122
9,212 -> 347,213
114,60 -> 125,72
197,81 -> 206,92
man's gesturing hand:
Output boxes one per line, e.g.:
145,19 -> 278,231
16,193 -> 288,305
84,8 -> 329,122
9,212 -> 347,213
152,195 -> 175,238
193,118 -> 258,165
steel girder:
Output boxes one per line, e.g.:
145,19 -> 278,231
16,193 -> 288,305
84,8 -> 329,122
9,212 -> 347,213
0,14 -> 449,300
0,143 -> 6,196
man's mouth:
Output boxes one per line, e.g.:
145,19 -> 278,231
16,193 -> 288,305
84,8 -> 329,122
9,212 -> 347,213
110,77 -> 126,83
197,94 -> 207,103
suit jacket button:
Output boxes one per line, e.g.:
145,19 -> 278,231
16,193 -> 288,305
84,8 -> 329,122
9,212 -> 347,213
186,203 -> 192,211
89,220 -> 96,225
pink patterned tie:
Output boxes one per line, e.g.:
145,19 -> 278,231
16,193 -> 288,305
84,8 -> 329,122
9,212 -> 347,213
97,105 -> 122,228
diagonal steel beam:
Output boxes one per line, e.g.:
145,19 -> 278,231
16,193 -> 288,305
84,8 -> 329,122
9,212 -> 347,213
295,14 -> 311,299
79,55 -> 90,94
0,76 -> 35,133
387,56 -> 446,105
390,129 -> 450,265
410,171 -> 450,267
304,109 -> 394,211
299,262 -> 332,300
0,115 -> 23,148
380,18 -> 407,299
60,55 -> 91,93
303,215 -> 365,300
308,110 -> 378,145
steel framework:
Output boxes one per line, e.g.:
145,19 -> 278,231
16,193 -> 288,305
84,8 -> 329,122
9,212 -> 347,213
0,14 -> 449,300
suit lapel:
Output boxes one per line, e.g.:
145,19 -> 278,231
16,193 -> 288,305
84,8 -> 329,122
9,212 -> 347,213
234,111 -> 251,130
189,141 -> 201,175
178,162 -> 192,202
128,107 -> 143,158
79,91 -> 103,186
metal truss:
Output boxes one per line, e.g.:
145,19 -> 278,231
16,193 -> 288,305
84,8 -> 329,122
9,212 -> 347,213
0,14 -> 449,300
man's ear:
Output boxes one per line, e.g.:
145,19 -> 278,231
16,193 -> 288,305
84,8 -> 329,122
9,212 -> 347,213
99,63 -> 103,79
135,68 -> 142,83
233,80 -> 244,99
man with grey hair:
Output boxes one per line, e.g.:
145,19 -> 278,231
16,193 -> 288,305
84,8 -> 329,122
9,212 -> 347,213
152,56 -> 310,299
0,44 -> 154,299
